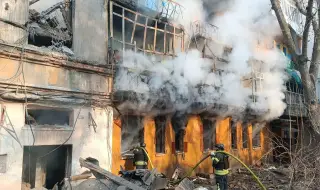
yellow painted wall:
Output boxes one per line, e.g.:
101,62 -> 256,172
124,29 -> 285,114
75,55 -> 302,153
112,116 -> 270,176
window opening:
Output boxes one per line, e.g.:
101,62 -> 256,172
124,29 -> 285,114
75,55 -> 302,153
121,115 -> 144,153
26,107 -> 72,127
28,1 -> 73,49
171,112 -> 188,152
201,117 -> 216,151
155,116 -> 166,153
252,124 -> 261,148
231,120 -> 237,149
242,124 -> 248,148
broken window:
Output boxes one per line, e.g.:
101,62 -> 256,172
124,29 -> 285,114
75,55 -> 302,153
22,145 -> 72,189
28,1 -> 73,49
25,106 -> 73,127
171,112 -> 188,152
155,116 -> 166,154
201,117 -> 216,151
252,131 -> 261,148
242,124 -> 248,148
230,120 -> 237,149
121,115 -> 144,153
108,1 -> 184,59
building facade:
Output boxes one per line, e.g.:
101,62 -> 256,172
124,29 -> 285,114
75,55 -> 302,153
109,0 -> 272,176
0,0 -> 113,189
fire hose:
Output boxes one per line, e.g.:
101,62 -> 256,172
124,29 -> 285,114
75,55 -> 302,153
122,148 -> 265,189
171,151 -> 266,190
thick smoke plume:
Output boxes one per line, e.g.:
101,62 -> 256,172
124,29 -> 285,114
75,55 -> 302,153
115,0 -> 289,122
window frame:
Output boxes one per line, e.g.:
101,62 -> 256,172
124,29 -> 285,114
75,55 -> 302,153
25,105 -> 73,128
155,116 -> 166,154
230,120 -> 237,149
252,124 -> 262,148
201,117 -> 216,152
120,115 -> 144,154
242,124 -> 249,149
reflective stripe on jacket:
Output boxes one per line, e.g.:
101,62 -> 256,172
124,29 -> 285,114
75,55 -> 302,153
135,161 -> 147,166
214,169 -> 229,175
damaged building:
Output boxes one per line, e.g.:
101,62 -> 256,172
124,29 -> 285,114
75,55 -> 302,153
0,0 -> 113,189
0,0 -> 310,189
110,0 -> 272,176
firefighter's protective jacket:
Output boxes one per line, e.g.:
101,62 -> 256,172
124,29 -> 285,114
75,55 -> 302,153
133,147 -> 148,167
211,152 -> 229,175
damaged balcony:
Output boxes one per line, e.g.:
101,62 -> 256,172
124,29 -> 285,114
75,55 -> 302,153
187,21 -> 230,64
108,0 -> 185,64
283,80 -> 307,117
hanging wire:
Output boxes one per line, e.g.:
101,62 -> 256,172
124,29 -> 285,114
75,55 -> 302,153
37,103 -> 86,159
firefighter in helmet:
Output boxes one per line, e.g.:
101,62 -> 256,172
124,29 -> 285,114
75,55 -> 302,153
211,144 -> 230,190
133,142 -> 148,169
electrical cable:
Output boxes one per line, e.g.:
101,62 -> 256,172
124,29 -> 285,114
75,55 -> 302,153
170,151 -> 266,190
37,103 -> 85,159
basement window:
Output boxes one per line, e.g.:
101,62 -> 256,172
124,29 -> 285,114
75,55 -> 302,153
121,115 -> 144,153
201,117 -> 216,151
155,116 -> 166,154
230,120 -> 237,149
25,107 -> 72,127
242,125 -> 248,149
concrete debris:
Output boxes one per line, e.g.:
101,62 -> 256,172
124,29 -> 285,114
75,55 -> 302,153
194,187 -> 209,190
175,178 -> 195,190
48,45 -> 74,56
71,157 -> 168,190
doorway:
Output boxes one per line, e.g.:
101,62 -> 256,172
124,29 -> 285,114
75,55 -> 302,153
21,145 -> 72,189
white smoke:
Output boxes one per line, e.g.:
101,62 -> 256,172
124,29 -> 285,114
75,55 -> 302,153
114,0 -> 289,121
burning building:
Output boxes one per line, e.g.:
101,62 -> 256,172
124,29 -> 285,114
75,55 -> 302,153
110,0 -> 298,176
0,0 -> 309,189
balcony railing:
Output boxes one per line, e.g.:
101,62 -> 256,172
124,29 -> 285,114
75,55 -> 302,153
284,91 -> 307,117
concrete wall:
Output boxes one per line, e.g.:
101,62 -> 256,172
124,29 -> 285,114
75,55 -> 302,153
112,116 -> 271,176
73,0 -> 108,64
0,103 -> 113,189
0,56 -> 110,94
0,0 -> 28,44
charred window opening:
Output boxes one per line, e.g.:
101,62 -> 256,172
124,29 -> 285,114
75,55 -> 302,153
242,124 -> 249,149
231,120 -> 237,149
121,115 -> 144,153
155,116 -> 166,154
252,132 -> 261,148
201,116 -> 216,151
25,107 -> 72,127
252,123 -> 262,148
171,112 -> 188,153
22,145 -> 72,189
28,1 -> 73,49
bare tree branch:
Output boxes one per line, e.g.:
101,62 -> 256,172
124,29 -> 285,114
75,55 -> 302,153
293,0 -> 307,15
302,0 -> 314,58
271,0 -> 300,59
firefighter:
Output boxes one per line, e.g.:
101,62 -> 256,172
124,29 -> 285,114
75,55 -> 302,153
211,144 -> 229,190
133,142 -> 148,170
